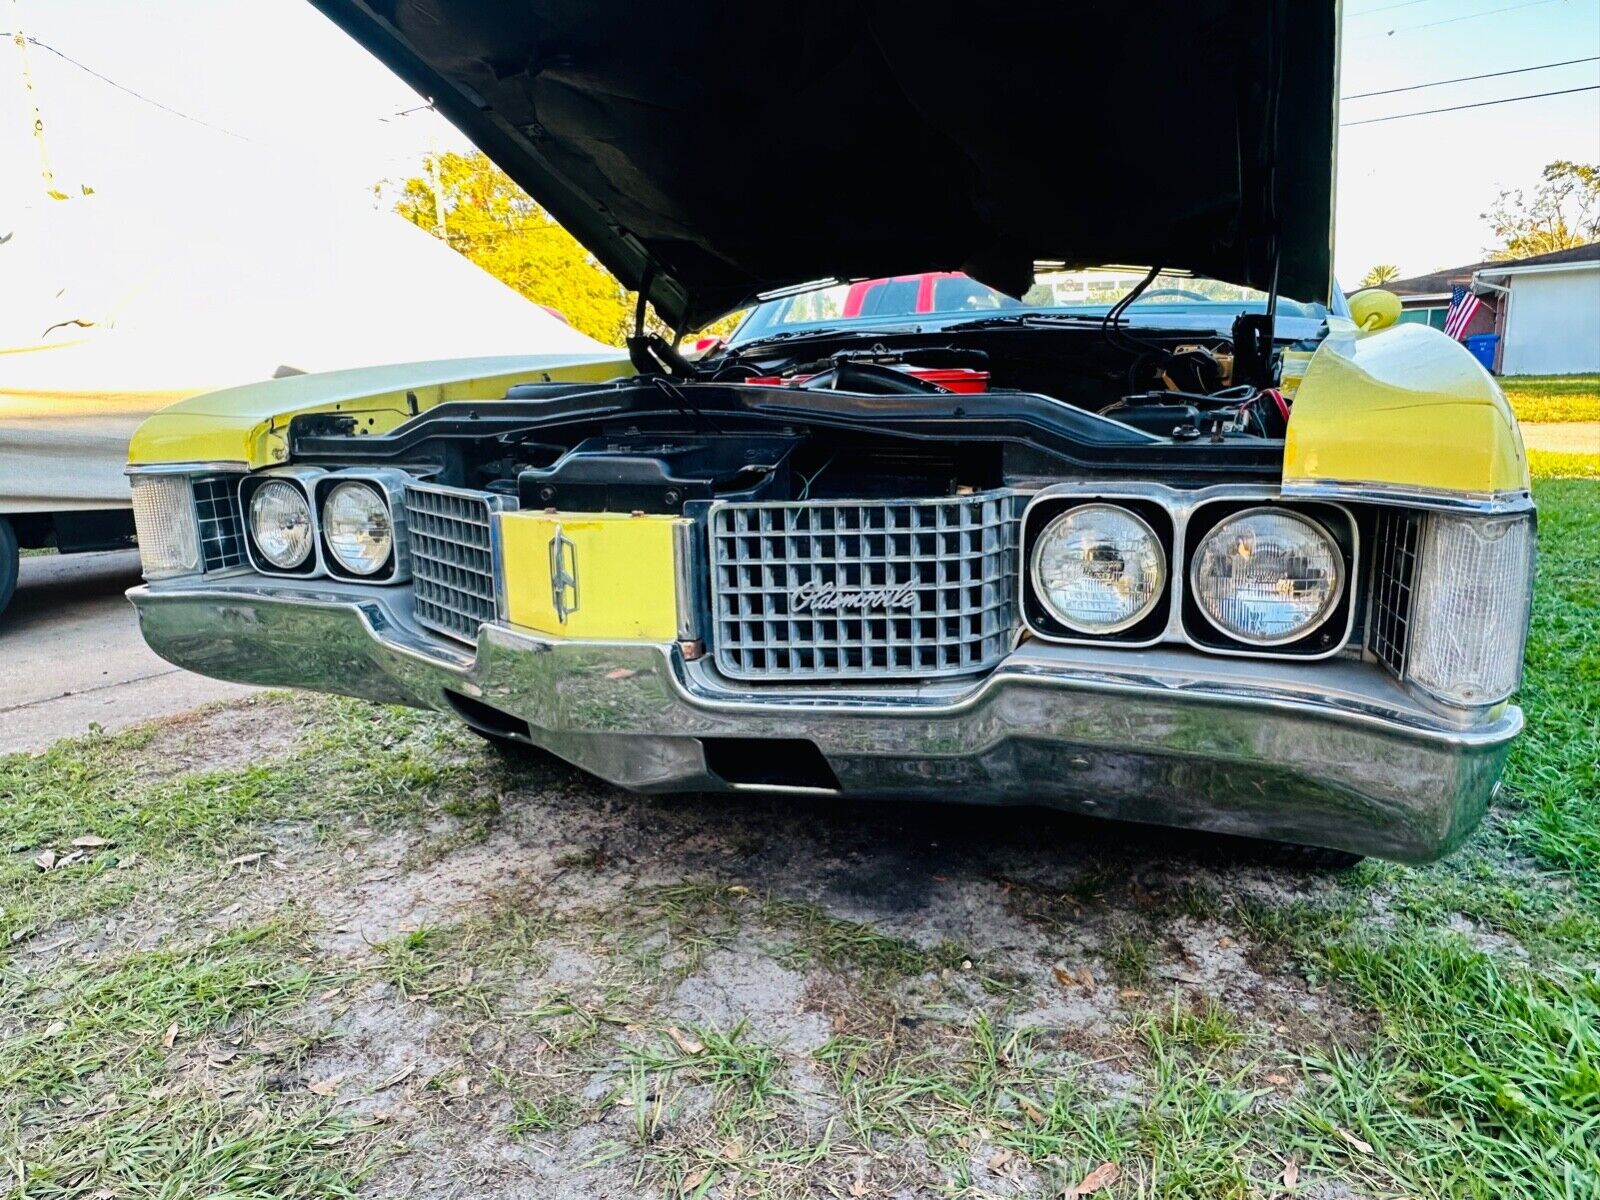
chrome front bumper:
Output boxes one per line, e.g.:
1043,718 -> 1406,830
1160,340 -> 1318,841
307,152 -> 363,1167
128,580 -> 1522,863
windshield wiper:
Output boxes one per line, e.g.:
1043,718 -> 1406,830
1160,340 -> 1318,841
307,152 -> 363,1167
940,312 -> 1112,332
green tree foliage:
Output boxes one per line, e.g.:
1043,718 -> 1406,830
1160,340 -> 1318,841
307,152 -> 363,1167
1482,160 -> 1600,262
1360,264 -> 1400,287
393,150 -> 641,344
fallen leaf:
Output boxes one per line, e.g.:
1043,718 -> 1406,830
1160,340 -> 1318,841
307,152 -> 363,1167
681,1166 -> 710,1194
1016,1094 -> 1045,1124
448,1074 -> 471,1097
207,1050 -> 238,1066
73,835 -> 112,849
44,1020 -> 67,1037
1118,988 -> 1146,1001
228,852 -> 266,867
33,850 -> 56,871
848,1178 -> 869,1198
1216,935 -> 1235,949
831,1013 -> 849,1033
307,1073 -> 345,1097
667,1026 -> 704,1056
727,884 -> 750,896
116,852 -> 138,869
1078,966 -> 1096,992
961,959 -> 973,971
605,667 -> 637,681
1265,1072 -> 1291,1086
1336,1128 -> 1373,1155
987,1148 -> 1015,1171
161,1022 -> 179,1049
1073,1162 -> 1121,1195
1282,1157 -> 1299,1189
719,1138 -> 743,1162
1052,965 -> 1074,988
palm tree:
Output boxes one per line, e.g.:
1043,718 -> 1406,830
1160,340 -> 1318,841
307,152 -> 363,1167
1360,264 -> 1401,288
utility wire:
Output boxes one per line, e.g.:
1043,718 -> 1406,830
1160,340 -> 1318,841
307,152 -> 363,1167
1342,83 -> 1599,125
1,33 -> 250,140
1355,0 -> 1563,40
1343,56 -> 1599,100
1347,0 -> 1439,16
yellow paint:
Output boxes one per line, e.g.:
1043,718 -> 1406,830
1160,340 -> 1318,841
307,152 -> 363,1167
127,353 -> 629,467
1285,319 -> 1529,497
498,510 -> 685,641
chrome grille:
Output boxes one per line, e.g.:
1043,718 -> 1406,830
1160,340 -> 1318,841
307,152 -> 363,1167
404,482 -> 514,645
1368,507 -> 1421,677
710,492 -> 1020,681
194,476 -> 246,572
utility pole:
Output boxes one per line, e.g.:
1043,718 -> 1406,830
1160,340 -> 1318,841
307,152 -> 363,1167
10,0 -> 60,198
426,146 -> 447,239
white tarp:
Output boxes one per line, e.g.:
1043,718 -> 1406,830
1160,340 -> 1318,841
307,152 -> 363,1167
0,192 -> 612,513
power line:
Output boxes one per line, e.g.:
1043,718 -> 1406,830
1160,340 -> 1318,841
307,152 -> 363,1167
1342,83 -> 1599,125
1343,57 -> 1599,100
1347,0 -> 1434,15
1355,0 -> 1562,40
2,33 -> 250,140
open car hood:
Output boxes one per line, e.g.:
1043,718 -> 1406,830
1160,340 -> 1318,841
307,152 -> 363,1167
312,1 -> 1338,330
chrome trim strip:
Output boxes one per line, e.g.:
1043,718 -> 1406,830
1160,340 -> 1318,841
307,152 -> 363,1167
126,460 -> 249,476
672,519 -> 701,642
1281,479 -> 1535,515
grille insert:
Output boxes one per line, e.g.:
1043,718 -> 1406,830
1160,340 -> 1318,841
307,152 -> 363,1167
710,493 -> 1020,681
404,482 -> 513,645
194,476 -> 246,572
1368,507 -> 1421,677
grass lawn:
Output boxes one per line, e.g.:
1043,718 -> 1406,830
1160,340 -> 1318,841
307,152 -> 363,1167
2,465 -> 1596,1198
1501,374 -> 1600,425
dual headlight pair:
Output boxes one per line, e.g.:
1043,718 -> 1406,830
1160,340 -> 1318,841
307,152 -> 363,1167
1030,502 -> 1344,647
243,472 -> 402,579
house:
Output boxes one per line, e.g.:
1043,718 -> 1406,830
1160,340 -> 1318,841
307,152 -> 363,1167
1473,244 -> 1600,376
1369,244 -> 1600,375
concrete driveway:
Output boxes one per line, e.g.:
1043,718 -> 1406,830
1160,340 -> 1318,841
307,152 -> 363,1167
0,549 -> 253,755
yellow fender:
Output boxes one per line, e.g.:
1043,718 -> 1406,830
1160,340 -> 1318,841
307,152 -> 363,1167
1284,318 -> 1529,505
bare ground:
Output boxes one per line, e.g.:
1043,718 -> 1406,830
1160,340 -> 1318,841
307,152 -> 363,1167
2,692 -> 1574,1199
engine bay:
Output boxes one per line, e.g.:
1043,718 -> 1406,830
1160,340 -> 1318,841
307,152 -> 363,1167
289,320 -> 1315,513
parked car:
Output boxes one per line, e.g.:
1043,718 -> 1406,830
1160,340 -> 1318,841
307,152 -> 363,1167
123,2 -> 1532,866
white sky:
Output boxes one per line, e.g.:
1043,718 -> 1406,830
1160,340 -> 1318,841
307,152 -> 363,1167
3,0 -> 1598,295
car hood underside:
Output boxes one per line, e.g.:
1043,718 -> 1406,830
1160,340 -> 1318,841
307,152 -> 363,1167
309,0 -> 1338,328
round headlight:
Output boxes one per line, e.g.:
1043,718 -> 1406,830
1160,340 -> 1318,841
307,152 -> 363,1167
248,480 -> 314,570
322,481 -> 393,577
1190,507 -> 1343,645
1030,503 -> 1167,634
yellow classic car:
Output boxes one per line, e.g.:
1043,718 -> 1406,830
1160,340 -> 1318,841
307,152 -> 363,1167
124,1 -> 1533,867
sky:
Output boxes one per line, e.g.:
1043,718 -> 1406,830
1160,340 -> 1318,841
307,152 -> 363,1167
2,0 -> 1598,300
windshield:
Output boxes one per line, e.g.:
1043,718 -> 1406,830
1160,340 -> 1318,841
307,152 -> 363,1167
730,267 -> 1336,345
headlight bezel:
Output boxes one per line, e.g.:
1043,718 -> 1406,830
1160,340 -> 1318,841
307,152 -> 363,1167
312,469 -> 411,584
1181,500 -> 1357,658
238,467 -> 327,578
1022,496 -> 1175,645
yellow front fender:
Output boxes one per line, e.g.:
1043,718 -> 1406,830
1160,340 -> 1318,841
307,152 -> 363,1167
1285,319 -> 1529,503
128,353 -> 630,468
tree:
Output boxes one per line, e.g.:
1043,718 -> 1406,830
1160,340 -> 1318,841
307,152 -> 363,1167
1359,264 -> 1400,287
1482,160 -> 1600,261
391,150 -> 641,344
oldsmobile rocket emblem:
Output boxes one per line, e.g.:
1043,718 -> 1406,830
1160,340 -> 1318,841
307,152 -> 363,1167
549,525 -> 579,622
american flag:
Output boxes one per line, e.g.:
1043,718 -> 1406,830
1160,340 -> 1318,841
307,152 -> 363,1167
1444,283 -> 1483,340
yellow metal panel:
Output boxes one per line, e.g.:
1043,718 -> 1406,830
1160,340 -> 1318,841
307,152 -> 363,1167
1284,320 -> 1529,498
126,353 -> 630,467
498,510 -> 685,641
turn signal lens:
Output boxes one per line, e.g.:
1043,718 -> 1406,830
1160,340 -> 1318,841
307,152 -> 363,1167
1191,508 -> 1342,645
1406,513 -> 1534,707
129,474 -> 200,580
1031,503 -> 1166,633
322,481 -> 393,576
248,480 -> 314,570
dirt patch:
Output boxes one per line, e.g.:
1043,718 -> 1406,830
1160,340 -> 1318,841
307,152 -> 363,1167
131,693 -> 307,781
